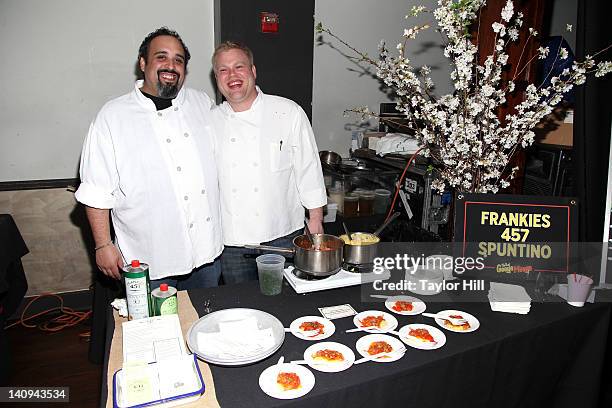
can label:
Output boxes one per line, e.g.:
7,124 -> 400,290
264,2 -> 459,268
151,286 -> 178,316
154,295 -> 178,315
123,262 -> 152,320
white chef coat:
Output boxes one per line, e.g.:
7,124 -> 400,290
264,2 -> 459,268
211,88 -> 327,245
75,80 -> 223,280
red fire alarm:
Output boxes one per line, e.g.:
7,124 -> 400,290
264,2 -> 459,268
260,12 -> 279,33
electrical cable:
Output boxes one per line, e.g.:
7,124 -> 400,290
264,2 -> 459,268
5,293 -> 92,335
384,147 -> 424,223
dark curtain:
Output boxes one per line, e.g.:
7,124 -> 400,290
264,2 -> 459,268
575,3 -> 612,407
574,0 -> 612,242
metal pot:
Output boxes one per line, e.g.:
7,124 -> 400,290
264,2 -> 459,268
340,233 -> 380,265
319,150 -> 342,170
245,233 -> 344,277
340,212 -> 401,265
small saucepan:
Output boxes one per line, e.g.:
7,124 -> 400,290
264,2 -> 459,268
340,212 -> 401,265
244,233 -> 344,277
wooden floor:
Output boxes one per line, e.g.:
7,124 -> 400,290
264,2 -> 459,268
5,320 -> 102,407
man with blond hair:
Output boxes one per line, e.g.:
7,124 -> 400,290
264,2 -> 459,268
211,41 -> 327,284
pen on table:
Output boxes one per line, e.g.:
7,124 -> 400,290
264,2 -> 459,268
279,140 -> 283,151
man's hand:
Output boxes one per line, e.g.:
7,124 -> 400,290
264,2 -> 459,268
96,244 -> 124,280
306,207 -> 324,234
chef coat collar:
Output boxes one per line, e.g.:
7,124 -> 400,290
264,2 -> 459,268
219,86 -> 264,116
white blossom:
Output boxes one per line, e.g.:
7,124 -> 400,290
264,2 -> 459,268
501,1 -> 514,22
596,61 -> 612,77
318,0 -> 612,194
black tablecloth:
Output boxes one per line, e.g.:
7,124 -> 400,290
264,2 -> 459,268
0,214 -> 29,385
102,280 -> 611,408
185,283 -> 610,408
0,214 -> 28,299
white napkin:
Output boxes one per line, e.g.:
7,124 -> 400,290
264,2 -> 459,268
488,282 -> 531,314
197,316 -> 275,359
111,298 -> 128,317
375,134 -> 421,156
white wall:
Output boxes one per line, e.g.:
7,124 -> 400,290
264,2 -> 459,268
312,0 -> 453,157
0,0 -> 215,182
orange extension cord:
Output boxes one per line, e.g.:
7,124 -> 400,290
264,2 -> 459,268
384,147 -> 424,223
5,293 -> 92,339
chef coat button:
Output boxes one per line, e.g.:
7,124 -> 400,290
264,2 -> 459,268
184,195 -> 189,201
206,217 -> 211,222
253,162 -> 259,167
184,132 -> 189,137
174,107 -> 178,111
189,223 -> 194,228
231,138 -> 236,142
230,114 -> 235,118
232,188 -> 237,193
166,138 -> 171,143
176,166 -> 181,172
201,189 -> 205,194
254,188 -> 259,192
255,212 -> 260,217
157,112 -> 162,117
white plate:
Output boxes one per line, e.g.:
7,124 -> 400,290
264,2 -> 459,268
289,316 -> 336,341
259,362 -> 315,399
355,334 -> 405,363
384,296 -> 426,316
433,309 -> 480,333
398,324 -> 446,350
353,310 -> 398,333
187,308 -> 285,365
303,341 -> 355,372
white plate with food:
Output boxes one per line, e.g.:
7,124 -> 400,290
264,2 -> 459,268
289,316 -> 335,341
384,296 -> 426,316
398,324 -> 446,350
353,310 -> 398,333
433,309 -> 480,333
259,362 -> 315,399
355,334 -> 405,363
303,341 -> 355,373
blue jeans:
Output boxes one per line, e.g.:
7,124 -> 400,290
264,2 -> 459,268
220,230 -> 301,285
151,258 -> 221,290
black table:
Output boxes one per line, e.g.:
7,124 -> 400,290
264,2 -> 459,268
103,280 -> 611,408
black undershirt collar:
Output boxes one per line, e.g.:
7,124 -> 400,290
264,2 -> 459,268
140,90 -> 173,111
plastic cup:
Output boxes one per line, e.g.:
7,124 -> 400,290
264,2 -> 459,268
256,254 -> 286,296
373,189 -> 392,214
425,255 -> 454,280
566,274 -> 593,307
328,187 -> 344,213
343,193 -> 359,217
357,191 -> 375,216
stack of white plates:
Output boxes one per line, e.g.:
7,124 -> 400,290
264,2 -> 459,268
186,308 -> 285,366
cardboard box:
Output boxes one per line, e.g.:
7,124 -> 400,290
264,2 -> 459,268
535,108 -> 573,147
362,132 -> 386,149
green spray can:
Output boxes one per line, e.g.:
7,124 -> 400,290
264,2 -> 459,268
151,283 -> 178,315
122,259 -> 152,320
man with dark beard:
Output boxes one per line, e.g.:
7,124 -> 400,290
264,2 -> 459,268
75,27 -> 223,289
